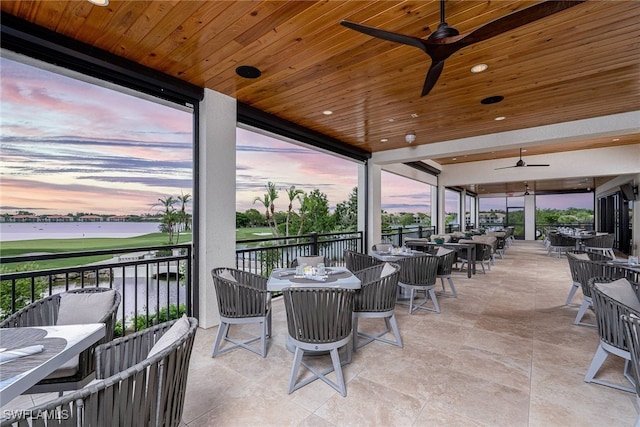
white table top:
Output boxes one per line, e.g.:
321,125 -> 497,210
267,266 -> 361,292
0,323 -> 105,406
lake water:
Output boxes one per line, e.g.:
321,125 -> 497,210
0,221 -> 163,242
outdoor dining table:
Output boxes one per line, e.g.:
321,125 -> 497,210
0,323 -> 105,406
404,240 -> 476,278
267,267 -> 361,353
267,266 -> 361,292
370,248 -> 424,262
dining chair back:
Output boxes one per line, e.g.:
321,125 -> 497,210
621,314 -> 640,427
584,277 -> 640,392
584,233 -> 616,259
283,287 -> 355,397
396,254 -> 441,314
344,249 -> 381,273
210,268 -> 271,358
352,263 -> 402,350
435,249 -> 457,297
0,287 -> 121,394
290,255 -> 331,268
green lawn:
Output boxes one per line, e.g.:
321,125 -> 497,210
235,227 -> 273,240
0,232 -> 193,269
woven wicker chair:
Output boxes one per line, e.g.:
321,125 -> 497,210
1,317 -> 198,427
283,287 -> 355,397
584,277 -> 640,392
0,287 -> 120,393
352,263 -> 402,350
547,233 -> 576,258
621,314 -> 640,427
396,254 -> 441,314
584,233 -> 616,259
344,249 -> 381,273
566,254 -> 607,326
210,268 -> 271,358
458,240 -> 492,274
435,249 -> 457,297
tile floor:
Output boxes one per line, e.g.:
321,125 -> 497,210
3,241 -> 637,426
181,241 -> 637,426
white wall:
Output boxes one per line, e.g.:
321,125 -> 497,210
197,89 -> 237,329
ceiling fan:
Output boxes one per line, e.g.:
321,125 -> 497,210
340,0 -> 585,97
495,148 -> 550,170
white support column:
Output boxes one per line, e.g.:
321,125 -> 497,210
197,89 -> 237,329
461,190 -> 467,232
524,194 -> 536,240
437,184 -> 446,234
367,162 -> 382,251
357,162 -> 367,250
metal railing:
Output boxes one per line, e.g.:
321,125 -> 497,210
0,244 -> 191,335
235,231 -> 363,276
380,225 -> 435,247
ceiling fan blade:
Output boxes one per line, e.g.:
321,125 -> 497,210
455,1 -> 586,48
524,164 -> 550,167
494,165 -> 519,170
421,60 -> 445,96
340,20 -> 428,53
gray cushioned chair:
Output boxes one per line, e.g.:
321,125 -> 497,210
584,277 -> 640,392
435,249 -> 457,297
283,287 -> 355,397
584,233 -> 616,259
0,287 -> 120,393
458,240 -> 492,274
289,255 -> 332,268
211,268 -> 271,358
1,317 -> 198,427
352,263 -> 402,350
396,254 -> 441,314
344,249 -> 381,273
622,314 -> 640,427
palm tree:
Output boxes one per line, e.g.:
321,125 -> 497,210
177,192 -> 191,231
285,185 -> 303,236
254,194 -> 278,237
155,196 -> 178,243
267,182 -> 279,232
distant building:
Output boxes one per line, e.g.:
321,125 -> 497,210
79,215 -> 103,222
9,214 -> 40,223
44,215 -> 73,222
107,215 -> 129,222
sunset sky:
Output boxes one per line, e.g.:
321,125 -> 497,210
0,56 -> 590,218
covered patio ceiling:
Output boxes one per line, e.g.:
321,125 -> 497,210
2,0 -> 639,194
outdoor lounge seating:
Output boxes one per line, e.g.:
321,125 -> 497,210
210,267 -> 271,358
1,316 -> 198,427
283,287 -> 355,397
0,287 -> 121,393
352,262 -> 402,350
584,277 -> 640,392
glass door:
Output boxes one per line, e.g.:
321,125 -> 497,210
506,206 -> 525,239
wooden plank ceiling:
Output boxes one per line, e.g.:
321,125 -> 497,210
2,0 -> 639,194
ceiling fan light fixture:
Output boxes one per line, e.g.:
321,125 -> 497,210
471,63 -> 488,73
87,0 -> 109,5
405,132 -> 416,144
322,110 -> 333,115
494,116 -> 506,121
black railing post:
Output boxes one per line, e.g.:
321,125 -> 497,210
310,232 -> 318,255
398,227 -> 404,247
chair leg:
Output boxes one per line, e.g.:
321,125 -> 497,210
387,314 -> 403,348
584,344 -> 635,393
330,348 -> 347,397
428,289 -> 440,313
352,315 -> 359,351
260,318 -> 268,358
565,283 -> 580,305
211,322 -> 230,357
447,277 -> 457,297
288,347 -> 305,394
574,298 -> 595,327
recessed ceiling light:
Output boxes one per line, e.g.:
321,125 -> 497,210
380,138 -> 388,143
613,138 -> 620,141
481,95 -> 504,105
452,158 -> 457,161
522,149 -> 527,152
471,63 -> 488,73
88,0 -> 109,5
322,110 -> 333,115
410,113 -> 419,118
494,116 -> 506,121
235,65 -> 262,79
388,118 -> 395,122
